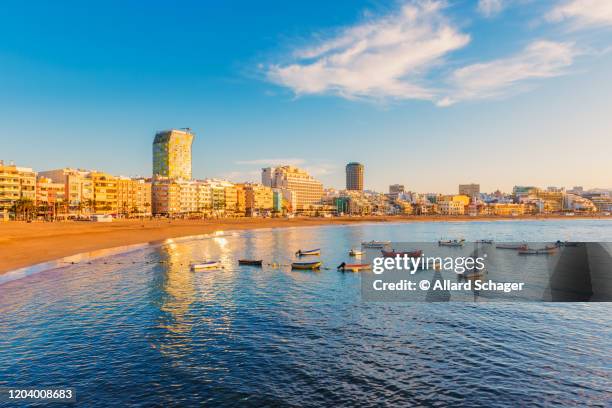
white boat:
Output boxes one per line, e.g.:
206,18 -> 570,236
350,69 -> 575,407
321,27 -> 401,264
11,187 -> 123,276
361,240 -> 391,249
349,248 -> 364,256
190,261 -> 221,270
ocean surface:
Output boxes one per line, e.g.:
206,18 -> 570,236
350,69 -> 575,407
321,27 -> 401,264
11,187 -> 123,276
1,220 -> 611,407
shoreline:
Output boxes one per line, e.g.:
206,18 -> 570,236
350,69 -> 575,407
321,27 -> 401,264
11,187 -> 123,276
0,215 -> 608,275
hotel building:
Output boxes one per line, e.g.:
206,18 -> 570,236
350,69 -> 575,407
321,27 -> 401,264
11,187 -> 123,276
90,172 -> 118,214
153,128 -> 194,180
244,183 -> 273,216
345,162 -> 364,191
0,161 -> 36,216
36,177 -> 66,206
39,168 -> 93,210
261,166 -> 323,211
152,178 -> 181,215
458,183 -> 480,200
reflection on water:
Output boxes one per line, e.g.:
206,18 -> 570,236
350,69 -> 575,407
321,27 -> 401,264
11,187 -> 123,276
0,220 -> 611,407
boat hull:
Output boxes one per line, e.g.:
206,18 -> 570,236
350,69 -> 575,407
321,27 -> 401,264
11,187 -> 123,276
191,262 -> 221,270
292,261 -> 321,270
381,250 -> 422,258
341,264 -> 371,272
238,260 -> 263,266
296,249 -> 320,256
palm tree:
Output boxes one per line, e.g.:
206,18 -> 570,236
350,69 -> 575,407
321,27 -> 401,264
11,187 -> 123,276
11,198 -> 36,221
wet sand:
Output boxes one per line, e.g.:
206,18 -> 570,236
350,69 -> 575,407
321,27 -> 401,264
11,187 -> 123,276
0,215 -> 607,274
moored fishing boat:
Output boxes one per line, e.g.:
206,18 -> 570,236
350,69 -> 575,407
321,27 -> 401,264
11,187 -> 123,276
438,239 -> 465,247
337,262 -> 371,272
361,240 -> 391,249
291,261 -> 322,270
295,248 -> 320,256
496,243 -> 528,250
238,259 -> 263,266
190,261 -> 222,270
518,247 -> 557,255
349,248 -> 364,257
381,249 -> 423,258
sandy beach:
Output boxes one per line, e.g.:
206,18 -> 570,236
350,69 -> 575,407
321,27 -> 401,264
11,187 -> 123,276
0,215 -> 607,274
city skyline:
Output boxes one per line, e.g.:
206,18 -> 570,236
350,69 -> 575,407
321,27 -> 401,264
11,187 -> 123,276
1,1 -> 611,192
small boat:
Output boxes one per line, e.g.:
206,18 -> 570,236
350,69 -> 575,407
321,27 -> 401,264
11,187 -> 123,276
337,262 -> 371,272
291,261 -> 322,270
238,259 -> 263,266
438,239 -> 465,247
496,243 -> 528,250
518,247 -> 557,255
476,239 -> 494,244
381,249 -> 423,258
361,240 -> 391,249
349,248 -> 364,257
295,248 -> 320,256
191,261 -> 221,270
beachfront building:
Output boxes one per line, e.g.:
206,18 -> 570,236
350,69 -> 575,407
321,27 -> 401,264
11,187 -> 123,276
261,166 -> 323,212
36,177 -> 66,206
564,194 -> 596,213
116,177 -> 152,217
487,203 -> 530,216
152,177 -> 180,215
438,199 -> 465,215
235,184 -> 246,216
437,195 -> 470,215
90,172 -> 119,214
0,161 -> 37,218
39,168 -> 93,212
152,128 -> 194,180
588,194 -> 612,213
458,184 -> 480,201
244,183 -> 273,216
345,162 -> 364,191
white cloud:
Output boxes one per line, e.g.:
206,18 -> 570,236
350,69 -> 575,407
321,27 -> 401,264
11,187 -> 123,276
477,0 -> 504,17
235,158 -> 306,166
547,0 -> 612,29
267,0 -> 470,102
440,40 -> 577,105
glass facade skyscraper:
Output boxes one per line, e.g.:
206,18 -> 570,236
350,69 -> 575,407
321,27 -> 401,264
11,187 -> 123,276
152,129 -> 194,180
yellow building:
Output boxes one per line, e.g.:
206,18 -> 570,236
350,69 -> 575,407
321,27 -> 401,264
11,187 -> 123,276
244,183 -> 273,216
116,177 -> 152,216
153,129 -> 194,180
0,161 -> 37,214
234,184 -> 246,216
262,166 -> 323,211
437,195 -> 470,215
396,200 -> 413,215
91,172 -> 118,214
488,203 -> 527,216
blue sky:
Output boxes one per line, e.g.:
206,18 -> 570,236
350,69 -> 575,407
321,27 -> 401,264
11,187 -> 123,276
1,0 -> 611,193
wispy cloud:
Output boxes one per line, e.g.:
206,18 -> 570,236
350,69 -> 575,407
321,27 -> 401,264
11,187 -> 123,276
265,1 -> 590,107
547,0 -> 612,29
477,0 -> 504,18
267,0 -> 470,102
439,40 -> 577,106
235,158 -> 306,166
